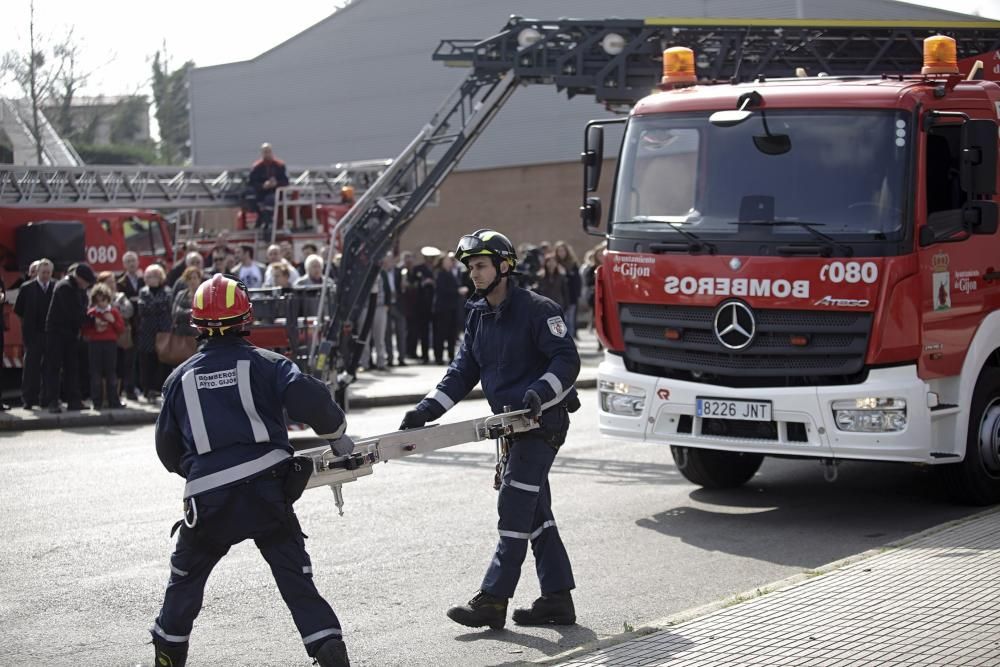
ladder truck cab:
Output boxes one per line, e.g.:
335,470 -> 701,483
0,206 -> 174,275
586,36 -> 1000,504
0,207 -> 175,371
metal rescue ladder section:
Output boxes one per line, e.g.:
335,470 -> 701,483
311,16 -> 999,400
0,160 -> 392,209
299,408 -> 537,515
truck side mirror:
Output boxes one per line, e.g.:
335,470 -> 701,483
960,119 -> 998,196
581,196 -> 602,234
968,200 -> 999,235
583,125 -> 605,192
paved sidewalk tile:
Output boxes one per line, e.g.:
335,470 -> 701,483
557,512 -> 1000,666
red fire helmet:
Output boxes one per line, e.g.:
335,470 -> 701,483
191,274 -> 254,336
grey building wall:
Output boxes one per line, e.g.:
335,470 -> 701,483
189,0 -> 987,170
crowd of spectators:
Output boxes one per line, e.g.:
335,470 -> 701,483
357,238 -> 605,372
4,236 -> 605,409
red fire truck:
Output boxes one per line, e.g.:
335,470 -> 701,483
585,36 -> 1000,504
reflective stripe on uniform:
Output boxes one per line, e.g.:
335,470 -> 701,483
540,372 -> 562,396
542,385 -> 574,412
499,529 -> 531,540
317,422 -> 346,440
508,480 -> 540,493
531,520 -> 557,540
170,564 -> 189,577
302,627 -> 342,646
237,360 -> 269,442
181,369 -> 212,454
183,449 -> 291,498
303,565 -> 313,574
152,622 -> 189,643
426,388 -> 455,411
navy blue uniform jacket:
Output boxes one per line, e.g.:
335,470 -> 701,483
416,285 -> 580,418
155,336 -> 345,499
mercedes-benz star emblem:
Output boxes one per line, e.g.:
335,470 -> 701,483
713,301 -> 756,350
729,257 -> 742,271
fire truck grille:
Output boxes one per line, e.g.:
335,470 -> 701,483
619,304 -> 873,387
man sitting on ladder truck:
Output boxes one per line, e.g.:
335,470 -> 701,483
248,142 -> 289,235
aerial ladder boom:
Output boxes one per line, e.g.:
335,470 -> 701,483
311,16 -> 1000,403
311,69 -> 518,397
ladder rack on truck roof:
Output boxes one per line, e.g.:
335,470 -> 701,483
0,160 -> 392,209
434,18 -> 1000,107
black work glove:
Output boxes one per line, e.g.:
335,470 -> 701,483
400,408 -> 430,430
329,434 -> 356,456
522,389 -> 542,419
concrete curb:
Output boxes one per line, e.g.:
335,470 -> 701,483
0,407 -> 162,432
530,505 -> 1000,666
0,377 -> 599,431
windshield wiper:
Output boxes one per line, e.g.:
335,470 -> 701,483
622,218 -> 716,254
732,220 -> 853,257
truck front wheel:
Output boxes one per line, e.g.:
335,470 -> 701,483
942,369 -> 1000,505
670,446 -> 763,489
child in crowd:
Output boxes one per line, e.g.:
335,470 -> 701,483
82,283 -> 125,409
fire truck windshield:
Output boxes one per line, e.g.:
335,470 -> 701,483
612,110 -> 910,246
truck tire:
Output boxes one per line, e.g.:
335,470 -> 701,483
942,368 -> 1000,505
670,446 -> 763,489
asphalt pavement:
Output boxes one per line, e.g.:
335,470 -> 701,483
0,390 -> 981,666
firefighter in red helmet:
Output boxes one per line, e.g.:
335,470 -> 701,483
150,274 -> 353,667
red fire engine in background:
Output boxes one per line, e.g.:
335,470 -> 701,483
0,193 -> 354,374
586,35 -> 1000,504
0,207 -> 175,372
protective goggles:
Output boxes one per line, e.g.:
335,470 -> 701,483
456,235 -> 487,257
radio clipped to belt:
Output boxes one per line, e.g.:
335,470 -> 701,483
493,403 -> 524,490
493,435 -> 511,491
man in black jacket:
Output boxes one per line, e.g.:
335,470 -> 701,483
248,143 -> 289,231
13,258 -> 55,409
41,262 -> 96,413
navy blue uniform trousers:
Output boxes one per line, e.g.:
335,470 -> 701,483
154,474 -> 341,655
481,407 -> 575,598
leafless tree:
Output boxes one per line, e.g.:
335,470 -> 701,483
1,0 -> 83,163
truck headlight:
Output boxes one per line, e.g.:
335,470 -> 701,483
599,380 -> 646,416
832,397 -> 907,432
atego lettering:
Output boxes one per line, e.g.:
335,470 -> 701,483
664,276 -> 810,298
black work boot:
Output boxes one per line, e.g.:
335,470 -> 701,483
152,637 -> 188,667
314,638 -> 350,667
512,590 -> 576,626
446,590 -> 508,630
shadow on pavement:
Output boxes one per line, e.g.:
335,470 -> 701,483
482,628 -> 695,667
396,451 -> 687,485
635,459 -> 978,568
453,623 -> 600,662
